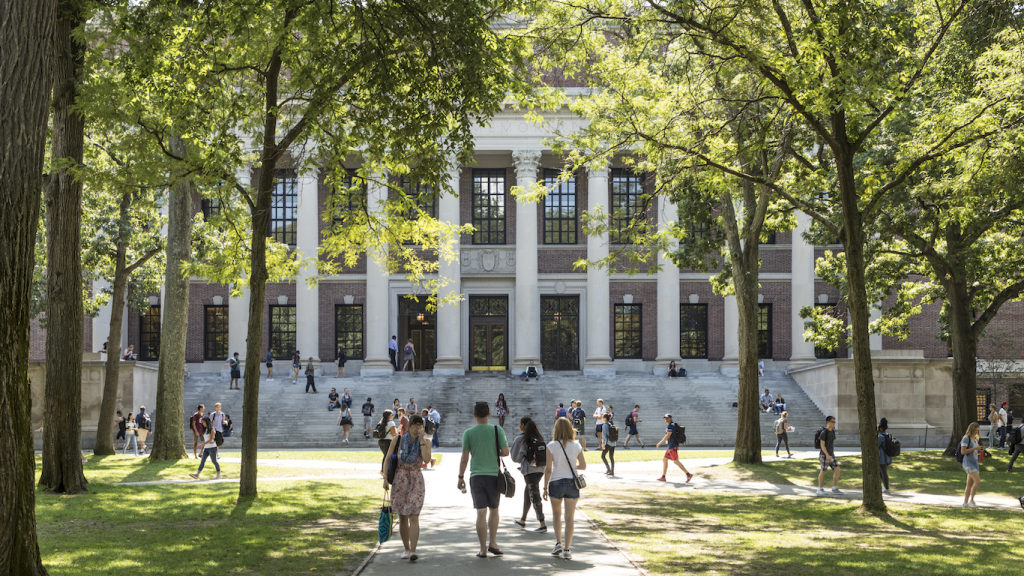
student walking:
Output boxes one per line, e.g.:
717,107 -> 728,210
114,410 -> 126,451
655,414 -> 692,482
961,422 -> 984,507
123,412 -> 139,456
877,418 -> 892,494
495,393 -> 509,428
988,404 -> 1004,449
228,352 -> 241,390
210,402 -> 226,436
402,339 -> 416,371
265,350 -> 274,379
190,404 -> 206,459
336,346 -> 347,378
337,404 -> 353,444
592,399 -> 607,445
377,409 -> 398,454
361,398 -> 375,439
292,350 -> 302,381
383,414 -> 432,561
189,417 -> 221,480
510,417 -> 548,533
570,401 -> 587,451
543,416 -> 586,560
135,406 -> 152,454
389,335 -> 399,370
774,411 -> 793,458
304,357 -> 318,393
623,405 -> 644,448
816,416 -> 841,496
600,412 -> 617,476
457,401 -> 509,558
427,406 -> 441,448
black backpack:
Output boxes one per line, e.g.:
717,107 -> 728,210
814,427 -> 826,450
214,430 -> 224,447
883,433 -> 900,458
137,413 -> 151,431
1009,426 -> 1023,448
373,420 -> 389,440
956,443 -> 965,464
424,419 -> 436,435
671,424 -> 686,446
525,437 -> 547,467
625,414 -> 635,427
607,424 -> 619,443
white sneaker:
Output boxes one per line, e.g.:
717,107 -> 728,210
562,547 -> 572,560
551,542 -> 563,556
816,488 -> 826,497
401,551 -> 411,559
968,501 -> 978,508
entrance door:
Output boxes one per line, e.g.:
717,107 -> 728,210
470,296 -> 508,371
541,296 -> 579,371
399,297 -> 436,370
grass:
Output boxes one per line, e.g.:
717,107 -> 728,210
581,485 -> 1024,576
584,447 -> 739,462
699,450 -> 1022,498
35,455 -> 380,576
232,450 -> 442,465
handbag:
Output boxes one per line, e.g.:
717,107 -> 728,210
378,491 -> 394,544
494,426 -> 516,498
558,441 -> 587,490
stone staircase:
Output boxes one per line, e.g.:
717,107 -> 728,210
181,367 -> 834,449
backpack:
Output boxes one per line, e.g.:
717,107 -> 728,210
137,413 -> 151,431
625,414 -> 635,428
373,420 -> 389,440
883,433 -> 900,458
424,419 -> 436,435
813,427 -> 826,450
956,443 -> 965,464
1008,426 -> 1023,448
607,424 -> 619,443
222,414 -> 233,437
214,430 -> 224,447
774,418 -> 786,435
556,408 -> 567,419
572,416 -> 583,429
525,437 -> 547,467
671,424 -> 686,446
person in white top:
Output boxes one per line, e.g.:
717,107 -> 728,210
543,417 -> 587,561
592,399 -> 607,445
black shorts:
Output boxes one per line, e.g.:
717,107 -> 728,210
230,370 -> 240,379
470,475 -> 500,509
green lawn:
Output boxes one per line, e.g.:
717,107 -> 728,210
583,448 -> 739,462
581,486 -> 1024,576
35,456 -> 380,576
700,450 -> 1021,498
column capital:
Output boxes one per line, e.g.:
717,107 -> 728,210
587,165 -> 609,180
512,149 -> 542,176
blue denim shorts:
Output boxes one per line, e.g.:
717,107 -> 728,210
963,463 -> 980,475
548,478 -> 580,500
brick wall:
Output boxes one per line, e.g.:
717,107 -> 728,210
760,280 -> 792,360
978,301 -> 1024,359
185,282 -> 231,362
318,281 -> 368,360
680,282 -> 725,361
610,281 -> 658,361
884,298 -> 947,358
759,245 -> 792,273
538,248 -> 587,273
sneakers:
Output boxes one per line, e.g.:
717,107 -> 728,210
657,476 -> 666,482
831,487 -> 841,494
883,488 -> 891,495
686,473 -> 694,483
534,525 -> 548,533
816,488 -> 826,497
215,472 -> 222,480
551,542 -> 563,556
401,551 -> 411,559
968,501 -> 978,508
562,547 -> 572,560
189,472 -> 199,479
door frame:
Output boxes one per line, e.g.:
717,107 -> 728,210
469,295 -> 508,371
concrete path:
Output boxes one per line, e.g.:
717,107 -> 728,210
358,453 -> 644,576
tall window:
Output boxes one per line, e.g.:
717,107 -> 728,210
204,305 -> 229,360
139,305 -> 161,360
401,178 -> 436,218
977,392 -> 992,423
758,303 -> 773,359
201,198 -> 221,220
472,169 -> 505,244
614,304 -> 642,359
543,169 -> 577,244
269,170 -> 298,247
335,305 -> 364,360
332,169 -> 367,225
610,168 -> 643,244
680,304 -> 709,358
269,305 -> 296,360
814,303 -> 841,359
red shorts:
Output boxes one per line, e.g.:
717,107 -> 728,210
664,448 -> 679,461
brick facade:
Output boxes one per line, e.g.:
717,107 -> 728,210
185,282 -> 231,362
680,281 -> 726,361
318,281 -> 368,361
610,281 -> 658,361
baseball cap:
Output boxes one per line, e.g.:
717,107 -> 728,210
664,413 -> 672,419
1003,402 -> 1008,406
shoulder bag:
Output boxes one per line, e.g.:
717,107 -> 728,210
558,441 -> 587,490
378,491 -> 394,544
494,426 -> 516,498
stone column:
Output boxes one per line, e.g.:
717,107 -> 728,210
790,211 -> 817,363
655,194 -> 681,372
295,172 -> 320,361
361,175 -> 394,376
870,306 -> 883,351
722,295 -> 739,363
228,285 -> 250,360
584,166 -> 615,375
92,278 -> 112,353
511,149 -> 542,373
433,162 -> 465,375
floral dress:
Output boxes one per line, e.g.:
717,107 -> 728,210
495,400 -> 508,419
391,433 -> 425,516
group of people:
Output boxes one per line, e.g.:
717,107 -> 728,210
760,388 -> 787,414
113,406 -> 153,455
187,402 -> 232,480
388,335 -> 420,371
226,346 -> 354,393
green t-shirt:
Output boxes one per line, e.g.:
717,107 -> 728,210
462,424 -> 508,477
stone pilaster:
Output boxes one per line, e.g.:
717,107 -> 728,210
511,149 -> 542,373
433,162 -> 465,375
584,166 -> 615,375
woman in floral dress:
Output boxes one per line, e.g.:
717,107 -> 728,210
495,393 -> 509,427
383,414 -> 431,562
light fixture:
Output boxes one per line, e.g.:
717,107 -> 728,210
416,312 -> 425,322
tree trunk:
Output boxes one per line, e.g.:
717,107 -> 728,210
0,0 -> 56,572
732,247 -> 763,464
93,192 -> 131,456
836,147 -> 885,514
149,136 -> 193,461
40,0 -> 88,494
944,267 -> 979,456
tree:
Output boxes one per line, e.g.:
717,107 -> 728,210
525,2 -> 794,463
0,0 -> 56,572
39,0 -> 89,494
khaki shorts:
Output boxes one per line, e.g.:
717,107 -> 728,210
136,429 -> 149,443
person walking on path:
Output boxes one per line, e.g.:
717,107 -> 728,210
543,416 -> 586,560
878,418 -> 893,494
210,402 -> 226,436
427,406 -> 441,448
135,406 -> 152,454
383,414 -> 431,562
292,350 -> 302,381
1000,403 -> 1013,448
495,393 -> 509,428
774,411 -> 793,458
1006,422 -> 1024,471
114,410 -> 126,451
336,346 -> 347,378
190,404 -> 206,459
816,416 -> 841,496
377,409 -> 398,454
457,401 -> 509,558
389,335 -> 399,371
362,397 -> 375,439
123,412 -> 139,456
228,352 -> 241,390
265,350 -> 274,380
304,357 -> 318,394
402,339 -> 416,371
570,401 -> 587,451
988,404 -> 1004,449
600,412 -> 617,476
655,414 -> 693,483
337,404 -> 353,444
623,405 -> 644,449
510,417 -> 548,533
592,399 -> 607,446
961,422 -> 984,507
189,416 -> 221,480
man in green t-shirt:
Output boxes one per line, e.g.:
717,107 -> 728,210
458,401 -> 509,558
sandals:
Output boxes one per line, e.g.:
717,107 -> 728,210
487,546 -> 504,556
